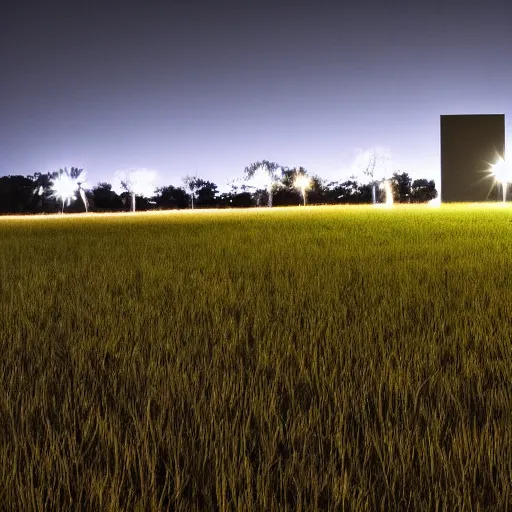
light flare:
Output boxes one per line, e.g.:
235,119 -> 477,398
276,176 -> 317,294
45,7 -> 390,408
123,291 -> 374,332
294,174 -> 311,206
247,167 -> 273,190
79,187 -> 89,212
115,169 -> 158,212
245,166 -> 282,207
76,172 -> 89,212
52,173 -> 77,213
384,181 -> 394,206
377,180 -> 394,207
490,158 -> 511,203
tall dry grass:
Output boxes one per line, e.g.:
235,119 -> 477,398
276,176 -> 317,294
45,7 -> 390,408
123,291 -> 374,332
0,204 -> 511,510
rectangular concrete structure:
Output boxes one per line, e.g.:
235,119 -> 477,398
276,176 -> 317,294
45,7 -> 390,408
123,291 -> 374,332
441,114 -> 505,202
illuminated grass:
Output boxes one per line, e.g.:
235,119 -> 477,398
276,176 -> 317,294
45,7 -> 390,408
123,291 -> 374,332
1,204 -> 512,510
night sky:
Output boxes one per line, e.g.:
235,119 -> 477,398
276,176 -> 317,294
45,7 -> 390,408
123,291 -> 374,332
1,0 -> 511,190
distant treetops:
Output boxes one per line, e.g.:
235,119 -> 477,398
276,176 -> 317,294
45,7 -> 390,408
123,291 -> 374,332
0,163 -> 437,214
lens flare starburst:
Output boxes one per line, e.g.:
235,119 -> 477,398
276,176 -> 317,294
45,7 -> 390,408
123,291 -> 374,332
52,173 -> 77,213
490,158 -> 511,203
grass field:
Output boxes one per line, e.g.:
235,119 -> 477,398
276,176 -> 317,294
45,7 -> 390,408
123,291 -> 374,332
1,204 -> 512,510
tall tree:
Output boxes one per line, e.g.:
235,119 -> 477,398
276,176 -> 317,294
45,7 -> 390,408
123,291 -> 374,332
244,160 -> 282,207
120,178 -> 136,212
0,176 -> 36,213
352,147 -> 391,204
183,175 -> 201,209
92,183 -> 123,211
307,175 -> 329,205
326,180 -> 360,204
69,167 -> 89,212
118,169 -> 157,212
390,171 -> 412,203
272,167 -> 299,206
195,180 -> 219,207
30,172 -> 58,212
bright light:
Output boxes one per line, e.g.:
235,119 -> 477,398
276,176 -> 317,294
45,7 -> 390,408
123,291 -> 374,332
244,166 -> 282,207
377,180 -> 394,207
76,172 -> 89,213
349,146 -> 393,183
491,158 -> 510,183
79,188 -> 89,212
294,174 -> 311,206
246,167 -> 273,190
115,169 -> 158,212
384,181 -> 394,206
128,170 -> 158,197
294,174 -> 311,191
490,158 -> 511,202
52,173 -> 77,213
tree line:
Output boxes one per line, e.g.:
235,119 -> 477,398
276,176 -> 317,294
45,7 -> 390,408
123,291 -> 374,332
0,162 -> 437,214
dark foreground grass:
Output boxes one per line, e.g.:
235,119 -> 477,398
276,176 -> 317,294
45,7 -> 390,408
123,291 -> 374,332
1,204 -> 512,510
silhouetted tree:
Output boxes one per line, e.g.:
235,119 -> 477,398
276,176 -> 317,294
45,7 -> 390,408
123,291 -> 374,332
279,167 -> 297,189
270,166 -> 322,206
390,171 -> 412,203
92,183 -> 123,211
327,180 -> 361,203
218,185 -> 254,208
195,180 -> 219,207
411,179 -> 437,202
0,168 -> 439,212
70,167 -> 89,212
273,167 -> 308,206
0,176 -> 36,213
30,172 -> 59,212
181,177 -> 219,208
306,175 -> 328,205
154,185 -> 189,209
230,191 -> 254,207
357,183 -> 373,203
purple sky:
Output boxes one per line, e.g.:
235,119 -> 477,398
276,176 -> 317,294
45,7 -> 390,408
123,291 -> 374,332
1,0 -> 511,191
